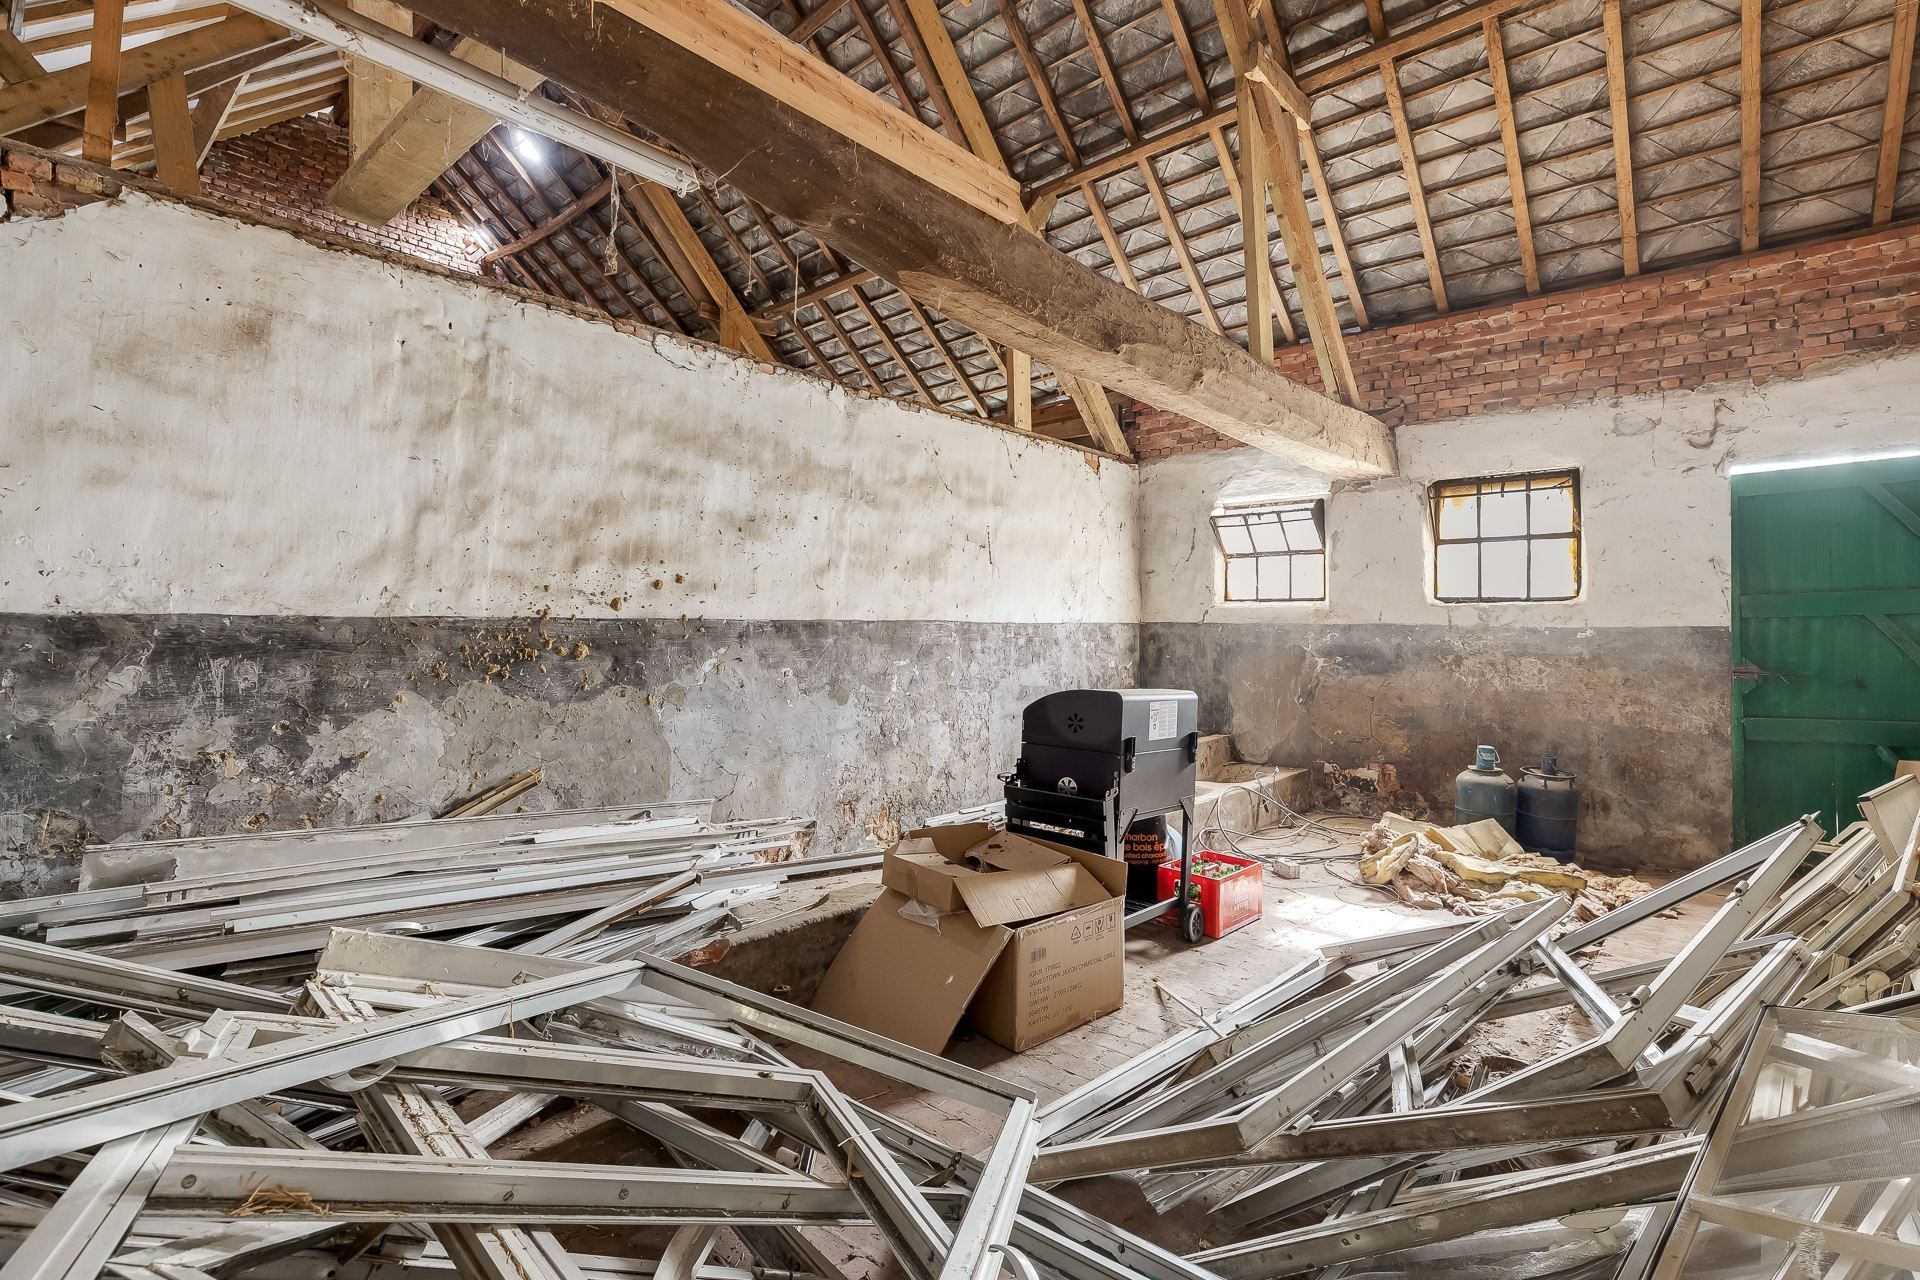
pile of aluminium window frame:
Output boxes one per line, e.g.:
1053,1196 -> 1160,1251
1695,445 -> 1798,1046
0,779 -> 1916,1280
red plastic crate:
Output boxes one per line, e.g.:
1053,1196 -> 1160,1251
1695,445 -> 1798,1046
1158,850 -> 1264,940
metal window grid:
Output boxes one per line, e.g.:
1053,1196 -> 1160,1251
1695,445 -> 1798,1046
1210,500 -> 1327,602
1429,471 -> 1582,603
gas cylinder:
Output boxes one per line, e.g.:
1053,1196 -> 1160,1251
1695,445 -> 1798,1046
1516,755 -> 1579,861
1454,745 -> 1517,833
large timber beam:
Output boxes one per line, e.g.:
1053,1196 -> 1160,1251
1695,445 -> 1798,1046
327,37 -> 543,225
398,0 -> 1393,476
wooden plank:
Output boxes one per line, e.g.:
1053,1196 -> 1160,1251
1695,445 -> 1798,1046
326,37 -> 542,226
406,0 -> 1395,476
879,0 -> 961,139
1057,371 -> 1130,456
1138,154 -> 1224,333
1082,182 -> 1141,291
1603,0 -> 1639,274
1875,0 -> 1918,223
630,176 -> 779,360
0,16 -> 282,141
1212,120 -> 1287,354
1484,14 -> 1539,292
994,0 -> 1078,166
788,0 -> 850,44
1299,123 -> 1367,327
0,9 -> 40,85
28,2 -> 229,58
595,0 -> 1023,225
898,0 -> 1000,168
478,175 -> 614,264
146,70 -> 198,192
1379,55 -> 1448,312
188,73 -> 241,162
82,0 -> 126,164
1739,0 -> 1763,248
1159,0 -> 1211,109
344,0 -> 412,159
1069,0 -> 1137,141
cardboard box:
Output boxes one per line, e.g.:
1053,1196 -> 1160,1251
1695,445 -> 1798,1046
813,823 -> 1127,1054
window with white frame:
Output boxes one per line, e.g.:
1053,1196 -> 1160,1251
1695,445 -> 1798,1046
1429,471 -> 1581,602
1211,501 -> 1327,602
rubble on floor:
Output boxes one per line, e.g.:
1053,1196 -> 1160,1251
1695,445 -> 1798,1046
0,774 -> 1916,1279
1359,811 -> 1660,920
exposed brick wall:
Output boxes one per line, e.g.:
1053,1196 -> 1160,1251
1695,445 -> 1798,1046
1,148 -> 124,215
1128,223 -> 1920,462
200,117 -> 484,274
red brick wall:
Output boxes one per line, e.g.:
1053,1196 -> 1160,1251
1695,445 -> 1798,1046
1128,223 -> 1920,462
200,117 -> 485,275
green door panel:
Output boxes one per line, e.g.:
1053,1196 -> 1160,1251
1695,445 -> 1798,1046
1733,455 -> 1920,844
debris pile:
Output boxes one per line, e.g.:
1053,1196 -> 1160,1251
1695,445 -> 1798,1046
0,774 -> 1915,1280
1360,811 -> 1659,919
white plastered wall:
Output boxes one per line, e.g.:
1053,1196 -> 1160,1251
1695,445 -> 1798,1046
1140,351 -> 1920,628
0,194 -> 1138,626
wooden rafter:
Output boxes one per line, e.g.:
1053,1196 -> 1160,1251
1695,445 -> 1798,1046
1159,0 -> 1211,110
81,0 -> 125,166
1083,181 -> 1142,291
1362,0 -> 1390,42
994,0 -> 1080,166
1068,0 -> 1138,142
807,293 -> 882,390
473,148 -> 620,319
788,0 -> 850,45
845,286 -> 942,405
1212,0 -> 1358,397
896,292 -> 990,415
879,0 -> 961,138
1137,155 -> 1223,333
899,0 -> 999,160
188,74 -> 243,163
846,0 -> 915,114
1602,0 -> 1640,274
1379,54 -> 1448,313
1739,0 -> 1763,249
0,5 -> 44,85
692,191 -> 776,303
1875,0 -> 1918,223
1210,122 -> 1296,352
450,160 -> 574,299
405,0 -> 1395,474
1483,14 -> 1539,293
479,176 -> 614,264
146,70 -> 197,192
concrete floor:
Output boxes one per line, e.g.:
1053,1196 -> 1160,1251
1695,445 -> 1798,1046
553,816 -> 1724,1275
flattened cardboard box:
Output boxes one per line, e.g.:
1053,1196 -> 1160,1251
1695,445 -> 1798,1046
814,823 -> 1127,1054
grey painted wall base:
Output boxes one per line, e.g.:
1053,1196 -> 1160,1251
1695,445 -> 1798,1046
1140,622 -> 1733,869
0,614 -> 1135,896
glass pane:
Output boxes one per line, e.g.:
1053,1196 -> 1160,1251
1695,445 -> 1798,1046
1247,514 -> 1289,553
1531,536 -> 1578,598
1225,556 -> 1257,600
1531,481 -> 1575,534
1292,553 -> 1326,600
1435,491 -> 1479,540
1479,489 -> 1529,538
1282,507 -> 1323,550
1215,518 -> 1255,555
1435,543 -> 1478,599
1481,540 -> 1529,598
1255,555 -> 1289,600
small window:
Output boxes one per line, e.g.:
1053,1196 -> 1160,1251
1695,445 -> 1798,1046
1430,471 -> 1580,602
1211,501 -> 1327,602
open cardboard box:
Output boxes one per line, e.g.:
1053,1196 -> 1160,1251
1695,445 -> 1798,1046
812,823 -> 1127,1053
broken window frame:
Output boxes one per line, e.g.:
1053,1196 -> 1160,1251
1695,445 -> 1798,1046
1428,470 -> 1582,603
1210,499 -> 1328,603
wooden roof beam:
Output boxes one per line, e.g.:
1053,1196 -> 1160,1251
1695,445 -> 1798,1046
479,175 -> 614,265
343,0 -> 411,158
1874,0 -> 1918,223
81,0 -> 124,165
1484,14 -> 1540,293
0,13 -> 280,137
1380,55 -> 1449,313
401,0 -> 1393,475
1602,0 -> 1640,274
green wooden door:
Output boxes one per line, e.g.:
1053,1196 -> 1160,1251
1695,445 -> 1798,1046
1732,455 -> 1920,844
